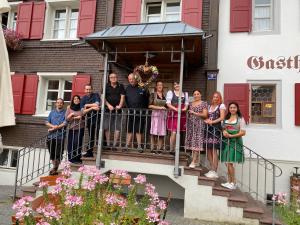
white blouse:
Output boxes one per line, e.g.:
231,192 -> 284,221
224,117 -> 246,130
166,91 -> 189,105
208,103 -> 226,112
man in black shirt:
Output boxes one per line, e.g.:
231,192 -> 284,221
104,73 -> 125,149
125,73 -> 149,153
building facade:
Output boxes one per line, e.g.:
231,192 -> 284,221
0,0 -> 219,184
218,0 -> 300,194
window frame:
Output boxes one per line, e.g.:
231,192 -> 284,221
142,0 -> 181,23
35,72 -> 76,116
0,146 -> 20,170
43,0 -> 79,41
251,0 -> 280,34
4,2 -> 21,31
247,80 -> 282,128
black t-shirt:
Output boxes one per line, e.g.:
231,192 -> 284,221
125,85 -> 149,109
105,83 -> 125,107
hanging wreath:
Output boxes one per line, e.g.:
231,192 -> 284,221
133,61 -> 159,88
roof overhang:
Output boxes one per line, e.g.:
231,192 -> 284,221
85,22 -> 205,67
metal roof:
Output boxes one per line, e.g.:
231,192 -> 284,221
85,21 -> 205,40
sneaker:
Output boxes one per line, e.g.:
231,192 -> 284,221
205,171 -> 219,179
221,182 -> 237,190
189,163 -> 196,168
221,182 -> 231,189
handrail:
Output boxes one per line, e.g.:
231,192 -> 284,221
13,108 -> 283,224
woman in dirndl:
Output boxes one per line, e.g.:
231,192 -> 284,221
221,102 -> 246,190
166,81 -> 189,154
149,81 -> 167,154
203,92 -> 226,178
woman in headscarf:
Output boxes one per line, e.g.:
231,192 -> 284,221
65,95 -> 85,163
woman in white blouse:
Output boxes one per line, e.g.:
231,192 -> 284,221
166,81 -> 189,154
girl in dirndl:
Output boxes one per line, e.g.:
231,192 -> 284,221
221,102 -> 246,190
149,81 -> 167,154
166,81 -> 189,154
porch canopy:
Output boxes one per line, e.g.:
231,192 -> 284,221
85,21 -> 205,67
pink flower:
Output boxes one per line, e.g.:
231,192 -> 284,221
78,165 -> 100,177
111,169 -> 128,178
36,221 -> 51,225
134,174 -> 146,184
39,181 -> 49,188
36,203 -> 61,220
94,174 -> 109,184
158,200 -> 167,210
62,178 -> 77,188
105,194 -> 118,205
83,180 -> 96,191
145,204 -> 160,223
117,198 -> 127,208
64,194 -> 83,207
12,196 -> 34,220
51,184 -> 63,194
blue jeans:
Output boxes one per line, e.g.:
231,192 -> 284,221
67,128 -> 84,162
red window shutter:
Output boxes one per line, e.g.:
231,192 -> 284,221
121,0 -> 141,24
72,75 -> 91,97
30,2 -> 46,39
21,75 -> 39,115
230,0 -> 252,32
77,0 -> 97,38
182,0 -> 203,28
295,84 -> 300,125
11,74 -> 25,114
224,83 -> 250,124
16,2 -> 33,39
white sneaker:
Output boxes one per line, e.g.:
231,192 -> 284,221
227,183 -> 237,190
205,171 -> 219,179
189,163 -> 196,168
221,182 -> 231,189
204,170 -> 213,177
222,182 -> 237,190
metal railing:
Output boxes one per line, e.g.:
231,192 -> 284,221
13,108 -> 282,223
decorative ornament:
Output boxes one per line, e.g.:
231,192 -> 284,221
133,60 -> 159,88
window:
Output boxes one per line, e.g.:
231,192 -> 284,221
0,148 -> 18,169
46,79 -> 72,111
11,11 -> 17,31
251,84 -> 276,124
52,8 -> 78,39
3,9 -> 18,30
144,0 -> 181,23
253,0 -> 273,32
36,73 -> 75,115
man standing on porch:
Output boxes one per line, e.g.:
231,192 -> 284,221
45,98 -> 66,175
81,84 -> 101,157
125,73 -> 149,153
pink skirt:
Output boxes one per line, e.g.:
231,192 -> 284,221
150,110 -> 167,136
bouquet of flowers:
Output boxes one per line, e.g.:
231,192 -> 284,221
3,28 -> 23,51
12,161 -> 169,225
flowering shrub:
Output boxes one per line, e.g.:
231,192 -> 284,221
273,187 -> 300,225
3,28 -> 23,51
12,161 -> 169,225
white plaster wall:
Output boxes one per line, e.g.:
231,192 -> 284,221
218,0 -> 300,163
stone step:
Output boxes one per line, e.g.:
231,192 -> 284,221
83,150 -> 189,166
227,189 -> 248,208
183,166 -> 202,176
198,176 -> 217,186
20,186 -> 36,197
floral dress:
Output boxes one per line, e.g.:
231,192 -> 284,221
221,117 -> 245,163
185,101 -> 208,152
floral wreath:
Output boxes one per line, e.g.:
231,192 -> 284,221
133,61 -> 159,88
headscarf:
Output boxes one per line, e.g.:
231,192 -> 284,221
70,95 -> 81,111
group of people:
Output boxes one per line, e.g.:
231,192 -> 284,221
45,72 -> 246,190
